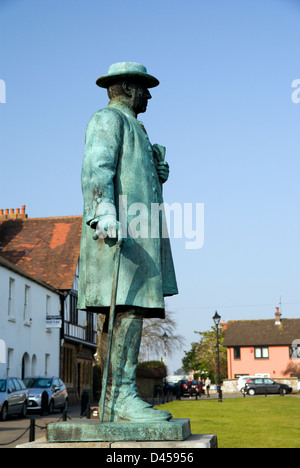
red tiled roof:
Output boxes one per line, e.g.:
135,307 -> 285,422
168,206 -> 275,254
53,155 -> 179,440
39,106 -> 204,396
0,254 -> 59,293
0,216 -> 82,290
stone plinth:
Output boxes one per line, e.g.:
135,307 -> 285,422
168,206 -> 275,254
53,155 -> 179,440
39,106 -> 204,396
17,434 -> 218,449
47,418 -> 191,443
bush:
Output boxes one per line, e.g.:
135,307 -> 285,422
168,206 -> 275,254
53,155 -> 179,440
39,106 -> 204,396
137,361 -> 167,379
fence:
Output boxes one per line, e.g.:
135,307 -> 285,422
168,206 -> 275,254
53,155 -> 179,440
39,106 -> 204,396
0,409 -> 71,447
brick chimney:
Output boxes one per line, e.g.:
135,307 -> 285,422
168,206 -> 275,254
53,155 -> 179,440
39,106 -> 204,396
0,205 -> 28,220
275,306 -> 281,325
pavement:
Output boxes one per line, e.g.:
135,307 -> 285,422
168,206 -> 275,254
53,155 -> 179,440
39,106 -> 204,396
0,403 -> 87,449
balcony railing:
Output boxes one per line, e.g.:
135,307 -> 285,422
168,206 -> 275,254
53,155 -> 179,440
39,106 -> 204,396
64,321 -> 97,346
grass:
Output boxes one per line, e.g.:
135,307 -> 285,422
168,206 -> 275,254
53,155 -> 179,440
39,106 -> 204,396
156,396 -> 300,448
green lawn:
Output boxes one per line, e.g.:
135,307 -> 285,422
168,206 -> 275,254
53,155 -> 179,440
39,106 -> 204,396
156,396 -> 300,448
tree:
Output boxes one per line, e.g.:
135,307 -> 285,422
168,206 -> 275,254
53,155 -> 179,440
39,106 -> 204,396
95,309 -> 185,366
283,362 -> 300,379
139,310 -> 185,362
182,325 -> 227,382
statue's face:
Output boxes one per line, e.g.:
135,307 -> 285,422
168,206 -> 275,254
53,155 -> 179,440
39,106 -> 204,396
131,83 -> 152,115
108,80 -> 152,116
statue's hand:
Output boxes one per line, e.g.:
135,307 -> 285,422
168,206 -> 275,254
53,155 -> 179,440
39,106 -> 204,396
156,160 -> 169,183
95,217 -> 120,239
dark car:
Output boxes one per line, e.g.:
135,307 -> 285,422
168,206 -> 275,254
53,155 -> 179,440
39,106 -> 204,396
244,378 -> 292,396
163,382 -> 178,396
179,379 -> 198,396
0,377 -> 29,421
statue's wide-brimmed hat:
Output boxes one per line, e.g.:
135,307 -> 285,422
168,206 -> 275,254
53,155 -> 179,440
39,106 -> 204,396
96,62 -> 160,89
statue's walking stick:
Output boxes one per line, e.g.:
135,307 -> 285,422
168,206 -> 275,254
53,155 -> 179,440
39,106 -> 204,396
93,230 -> 123,423
101,237 -> 122,422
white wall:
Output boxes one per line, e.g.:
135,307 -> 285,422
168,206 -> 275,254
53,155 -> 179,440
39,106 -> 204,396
0,265 -> 61,379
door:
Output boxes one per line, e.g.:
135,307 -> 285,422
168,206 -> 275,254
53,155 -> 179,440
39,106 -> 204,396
264,379 -> 280,394
12,378 -> 24,412
7,379 -> 18,414
52,378 -> 63,408
253,378 -> 265,394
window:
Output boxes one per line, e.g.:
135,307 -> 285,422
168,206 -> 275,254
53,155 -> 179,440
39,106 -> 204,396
234,347 -> 241,359
13,378 -> 22,390
254,347 -> 269,359
264,379 -> 274,385
86,312 -> 94,342
23,285 -> 30,324
46,295 -> 51,316
69,293 -> 78,324
7,379 -> 16,393
45,354 -> 50,376
8,278 -> 15,318
254,378 -> 264,384
7,349 -> 13,376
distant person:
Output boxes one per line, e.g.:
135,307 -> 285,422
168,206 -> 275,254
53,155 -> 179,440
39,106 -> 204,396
205,377 -> 211,398
197,377 -> 203,398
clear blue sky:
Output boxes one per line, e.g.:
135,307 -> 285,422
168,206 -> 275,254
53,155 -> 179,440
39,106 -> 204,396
1,0 -> 300,373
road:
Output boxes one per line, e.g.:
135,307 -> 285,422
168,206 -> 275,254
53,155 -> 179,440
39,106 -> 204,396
0,404 -> 85,449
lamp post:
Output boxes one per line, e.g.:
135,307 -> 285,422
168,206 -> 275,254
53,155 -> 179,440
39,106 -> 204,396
213,311 -> 222,402
163,332 -> 168,366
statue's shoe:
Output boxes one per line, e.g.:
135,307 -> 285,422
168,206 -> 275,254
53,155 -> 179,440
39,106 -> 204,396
101,394 -> 172,422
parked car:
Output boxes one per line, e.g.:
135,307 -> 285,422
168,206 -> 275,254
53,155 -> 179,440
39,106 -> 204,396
163,382 -> 178,396
297,381 -> 300,393
0,377 -> 29,421
179,379 -> 198,396
23,376 -> 69,414
243,378 -> 292,396
236,376 -> 257,392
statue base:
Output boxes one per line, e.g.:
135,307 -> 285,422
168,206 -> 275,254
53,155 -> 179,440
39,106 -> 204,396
47,418 -> 191,443
17,434 -> 218,449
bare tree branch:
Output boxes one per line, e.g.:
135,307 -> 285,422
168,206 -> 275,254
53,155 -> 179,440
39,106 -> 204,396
139,309 -> 185,361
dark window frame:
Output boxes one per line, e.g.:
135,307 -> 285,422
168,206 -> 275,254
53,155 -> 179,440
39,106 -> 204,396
234,347 -> 241,360
254,346 -> 269,359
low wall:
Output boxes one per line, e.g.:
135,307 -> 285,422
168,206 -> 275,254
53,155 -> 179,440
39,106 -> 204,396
222,377 -> 299,394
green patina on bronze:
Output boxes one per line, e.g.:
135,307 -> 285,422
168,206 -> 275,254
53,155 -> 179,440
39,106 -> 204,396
51,63 -> 182,437
47,419 -> 191,443
77,86 -> 178,314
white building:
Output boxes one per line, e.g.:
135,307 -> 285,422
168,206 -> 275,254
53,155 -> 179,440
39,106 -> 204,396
0,256 -> 61,379
0,208 -> 98,402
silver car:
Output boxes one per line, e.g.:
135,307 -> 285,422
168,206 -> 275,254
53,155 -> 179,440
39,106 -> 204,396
23,376 -> 69,414
0,377 -> 29,421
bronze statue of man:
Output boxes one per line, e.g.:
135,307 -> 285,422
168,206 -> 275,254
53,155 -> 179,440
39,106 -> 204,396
78,62 -> 178,422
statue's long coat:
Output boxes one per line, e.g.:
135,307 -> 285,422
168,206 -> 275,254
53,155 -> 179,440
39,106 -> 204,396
77,102 -> 178,319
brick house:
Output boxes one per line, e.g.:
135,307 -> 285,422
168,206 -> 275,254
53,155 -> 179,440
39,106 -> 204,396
223,308 -> 300,380
0,206 -> 98,402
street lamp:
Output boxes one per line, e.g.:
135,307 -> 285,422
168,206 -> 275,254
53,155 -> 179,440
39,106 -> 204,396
163,332 -> 168,366
213,311 -> 222,402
